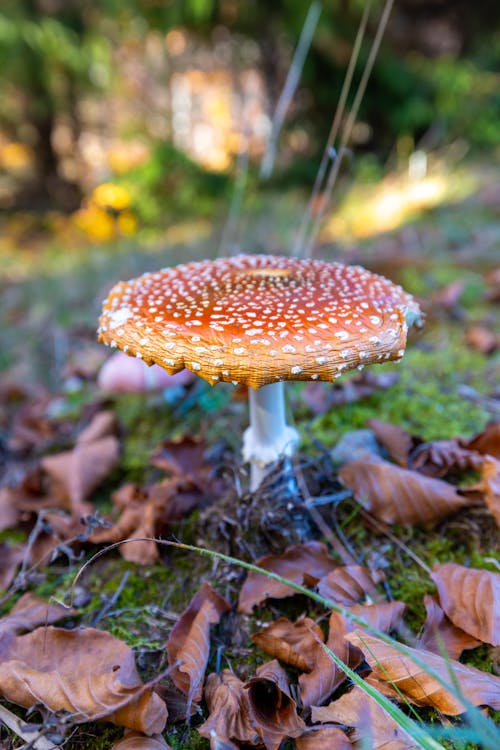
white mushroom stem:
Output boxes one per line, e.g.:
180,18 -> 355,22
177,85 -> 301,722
242,381 -> 299,491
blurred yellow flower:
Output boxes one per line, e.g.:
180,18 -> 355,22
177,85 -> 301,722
73,205 -> 115,242
92,183 -> 131,211
117,210 -> 137,236
0,142 -> 33,171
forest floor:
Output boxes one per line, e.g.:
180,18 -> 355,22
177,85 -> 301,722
0,158 -> 499,749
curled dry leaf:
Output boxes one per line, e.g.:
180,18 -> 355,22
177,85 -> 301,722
317,565 -> 384,606
0,626 -> 167,733
0,487 -> 21,532
416,594 -> 481,660
467,456 -> 500,528
252,617 -> 325,672
111,732 -> 172,749
246,660 -> 306,750
298,611 -> 352,709
238,541 -> 337,614
312,687 -> 418,749
345,630 -> 500,715
409,439 -> 482,478
298,601 -> 405,709
167,582 -> 231,708
465,421 -> 500,459
197,670 -> 260,746
368,419 -> 413,467
431,563 -> 500,646
339,458 -> 470,525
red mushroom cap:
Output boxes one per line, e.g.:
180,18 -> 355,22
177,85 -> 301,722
98,254 -> 421,389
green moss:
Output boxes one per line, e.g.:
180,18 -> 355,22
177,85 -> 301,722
304,335 -> 491,448
167,726 -> 209,750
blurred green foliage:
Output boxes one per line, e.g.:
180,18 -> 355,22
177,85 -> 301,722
0,0 -> 499,214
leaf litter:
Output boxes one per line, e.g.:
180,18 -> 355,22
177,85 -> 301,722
1,346 -> 499,748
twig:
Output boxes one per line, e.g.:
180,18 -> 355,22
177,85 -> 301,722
292,0 -> 372,256
302,0 -> 395,258
260,1 -> 322,180
0,703 -> 56,750
359,507 -> 433,576
89,570 -> 130,626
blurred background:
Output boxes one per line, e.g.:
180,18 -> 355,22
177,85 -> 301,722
0,0 -> 499,389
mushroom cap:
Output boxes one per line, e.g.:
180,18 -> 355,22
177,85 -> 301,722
98,254 -> 422,389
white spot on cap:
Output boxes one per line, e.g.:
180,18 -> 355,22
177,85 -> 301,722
334,331 -> 349,341
108,307 -> 133,330
291,366 -> 302,375
282,345 -> 296,353
191,362 -> 201,371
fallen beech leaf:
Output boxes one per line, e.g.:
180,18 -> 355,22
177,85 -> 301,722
339,458 -> 470,525
465,325 -> 499,355
312,687 -> 418,749
0,626 -> 167,733
345,631 -> 500,714
416,594 -> 481,659
468,456 -> 500,527
368,419 -> 413,467
298,612 -> 351,709
197,671 -> 260,746
431,563 -> 500,646
0,592 -> 72,640
238,541 -> 337,613
253,617 -> 325,672
298,602 -> 404,709
41,433 -> 119,517
246,660 -> 306,750
0,542 -> 24,591
465,422 -> 500,459
111,732 -> 172,749
167,582 -> 231,708
317,565 -> 384,605
0,487 -> 21,532
151,436 -> 207,476
296,725 -> 352,749
348,601 -> 406,635
77,410 -> 116,443
409,439 -> 482,478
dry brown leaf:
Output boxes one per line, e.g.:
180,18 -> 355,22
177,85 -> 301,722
431,563 -> 500,646
339,458 -> 470,525
409,440 -> 482,478
197,671 -> 260,746
465,422 -> 500,459
312,687 -> 419,749
0,487 -> 21,532
91,478 -> 206,564
167,582 -> 231,708
317,565 -> 384,605
368,419 -> 413,467
78,410 -> 116,443
246,660 -> 306,750
416,594 -> 481,659
465,325 -> 499,355
0,592 -> 72,641
0,542 -> 25,591
298,611 -> 351,709
298,602 -> 404,710
0,626 -> 167,733
238,541 -> 337,614
295,725 -> 352,749
467,456 -> 500,527
346,630 -> 500,714
348,601 -> 406,635
252,617 -> 324,672
41,433 -> 119,517
111,732 -> 172,749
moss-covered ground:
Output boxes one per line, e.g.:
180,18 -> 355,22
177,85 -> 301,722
0,160 -> 499,749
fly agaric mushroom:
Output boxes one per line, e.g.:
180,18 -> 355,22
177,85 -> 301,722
98,254 -> 421,489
